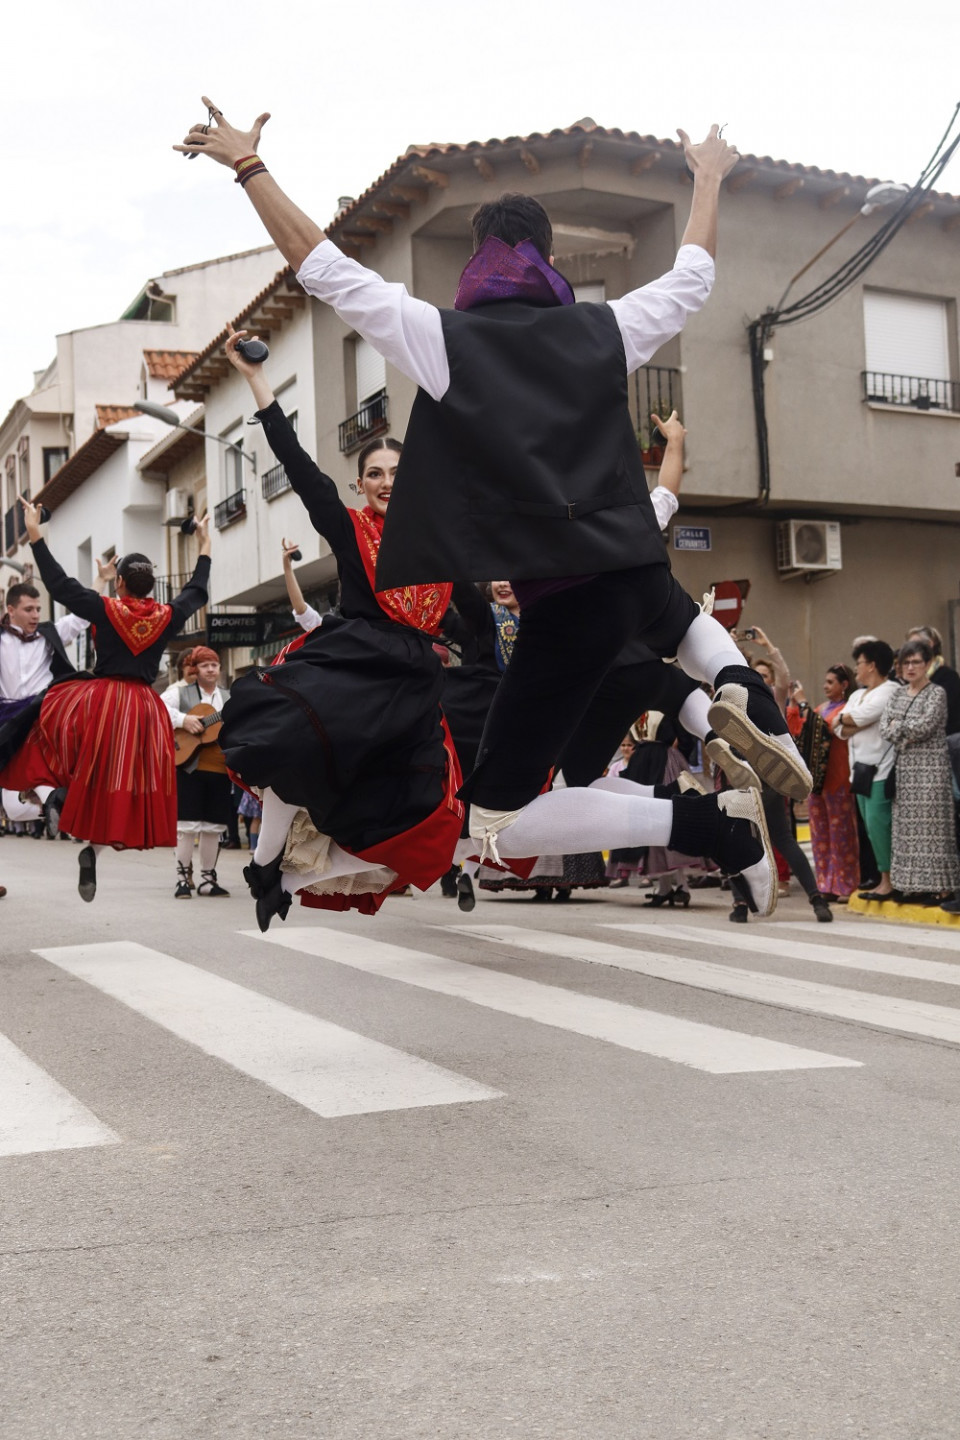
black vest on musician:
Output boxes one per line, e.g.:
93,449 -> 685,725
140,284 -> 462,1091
374,301 -> 668,590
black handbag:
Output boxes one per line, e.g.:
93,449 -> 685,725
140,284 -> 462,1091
850,761 -> 877,798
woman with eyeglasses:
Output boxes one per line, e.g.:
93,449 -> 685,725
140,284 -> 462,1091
880,639 -> 960,904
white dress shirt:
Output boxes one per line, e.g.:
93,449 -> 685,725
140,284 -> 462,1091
835,680 -> 900,780
296,240 -> 716,403
161,683 -> 228,729
0,613 -> 89,701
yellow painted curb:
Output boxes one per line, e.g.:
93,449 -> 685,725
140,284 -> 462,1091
848,893 -> 960,929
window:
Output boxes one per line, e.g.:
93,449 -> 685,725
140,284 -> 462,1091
17,436 -> 29,490
43,447 -> 69,484
221,424 -> 245,495
355,337 -> 386,404
574,281 -> 606,304
863,291 -> 954,408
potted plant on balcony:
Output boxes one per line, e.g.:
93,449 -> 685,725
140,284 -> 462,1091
638,423 -> 665,469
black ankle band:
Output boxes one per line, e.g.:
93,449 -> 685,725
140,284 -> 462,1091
714,664 -> 764,689
668,794 -> 720,857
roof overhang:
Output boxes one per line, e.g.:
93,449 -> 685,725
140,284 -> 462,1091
36,430 -> 128,511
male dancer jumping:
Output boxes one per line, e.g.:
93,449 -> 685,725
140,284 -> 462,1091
175,103 -> 810,914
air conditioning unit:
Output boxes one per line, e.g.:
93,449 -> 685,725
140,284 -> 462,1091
163,488 -> 191,526
776,520 -> 842,577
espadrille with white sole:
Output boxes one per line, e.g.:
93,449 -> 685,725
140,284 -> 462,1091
704,733 -> 760,792
708,678 -> 812,800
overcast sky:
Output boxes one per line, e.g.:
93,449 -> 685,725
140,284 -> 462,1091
2,0 -> 958,414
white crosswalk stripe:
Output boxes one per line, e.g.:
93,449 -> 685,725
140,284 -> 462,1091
607,920 -> 960,987
451,922 -> 960,1047
782,919 -> 960,953
34,942 -> 501,1119
252,928 -> 860,1074
0,1032 -> 119,1159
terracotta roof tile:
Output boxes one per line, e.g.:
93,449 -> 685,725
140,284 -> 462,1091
142,349 -> 199,381
95,404 -> 141,429
173,266 -> 295,394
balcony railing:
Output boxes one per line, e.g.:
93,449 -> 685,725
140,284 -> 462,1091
862,371 -> 959,413
339,389 -> 389,454
261,461 -> 292,501
214,488 -> 247,530
153,573 -> 206,634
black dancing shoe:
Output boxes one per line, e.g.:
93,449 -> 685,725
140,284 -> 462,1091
175,862 -> 193,899
939,894 -> 960,915
708,667 -> 812,800
729,902 -> 749,923
197,869 -> 230,897
644,891 -> 672,907
456,870 -> 476,912
669,789 -> 777,917
440,864 -> 460,899
243,855 -> 292,933
43,789 -> 66,840
77,845 -> 97,903
672,886 -> 691,908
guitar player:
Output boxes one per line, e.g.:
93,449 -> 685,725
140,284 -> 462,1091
161,645 -> 232,898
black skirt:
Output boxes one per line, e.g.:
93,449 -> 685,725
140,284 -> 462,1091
220,614 -> 448,853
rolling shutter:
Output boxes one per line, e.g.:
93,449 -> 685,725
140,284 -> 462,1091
356,337 -> 386,403
863,291 -> 950,381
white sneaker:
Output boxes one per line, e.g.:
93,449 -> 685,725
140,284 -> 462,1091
708,684 -> 812,800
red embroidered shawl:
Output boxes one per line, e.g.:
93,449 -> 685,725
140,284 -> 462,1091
349,508 -> 451,635
102,596 -> 173,655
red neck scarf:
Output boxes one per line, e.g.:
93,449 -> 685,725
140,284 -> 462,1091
350,507 -> 451,636
102,595 -> 173,655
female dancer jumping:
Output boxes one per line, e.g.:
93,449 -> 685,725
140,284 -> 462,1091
0,500 -> 211,900
220,330 -> 464,928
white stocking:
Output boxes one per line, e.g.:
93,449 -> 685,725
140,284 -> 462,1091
678,686 -> 712,741
198,831 -> 221,871
676,612 -> 743,686
588,775 -> 657,799
2,788 -> 41,822
176,833 -> 195,868
491,787 -> 673,858
253,788 -> 301,866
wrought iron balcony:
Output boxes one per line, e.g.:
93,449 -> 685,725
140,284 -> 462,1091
862,371 -> 959,412
214,488 -> 247,530
338,390 -> 389,455
153,573 -> 206,633
631,365 -> 682,466
261,462 -> 292,501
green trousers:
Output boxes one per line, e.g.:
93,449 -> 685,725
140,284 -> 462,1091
856,779 -> 892,874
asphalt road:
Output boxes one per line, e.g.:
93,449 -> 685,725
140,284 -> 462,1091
3,835 -> 960,1439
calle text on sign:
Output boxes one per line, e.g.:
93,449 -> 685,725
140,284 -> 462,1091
673,525 -> 712,552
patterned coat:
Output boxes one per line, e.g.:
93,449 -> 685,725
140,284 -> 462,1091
881,684 -> 960,893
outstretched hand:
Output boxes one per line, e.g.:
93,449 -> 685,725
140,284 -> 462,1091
96,555 -> 117,585
174,96 -> 270,167
677,124 -> 740,182
18,493 -> 43,542
651,410 -> 685,446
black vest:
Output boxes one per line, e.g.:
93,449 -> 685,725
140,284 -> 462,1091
37,621 -> 78,681
374,300 -> 668,590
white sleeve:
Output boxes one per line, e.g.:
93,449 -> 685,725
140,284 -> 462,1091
158,681 -> 186,729
54,612 -> 90,644
607,245 -> 716,374
297,240 -> 450,402
295,604 -> 323,633
649,486 -> 679,530
849,684 -> 895,728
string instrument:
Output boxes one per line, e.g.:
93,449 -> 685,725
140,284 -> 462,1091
173,703 -> 223,767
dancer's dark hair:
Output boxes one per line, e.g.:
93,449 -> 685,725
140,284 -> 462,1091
471,194 -> 553,262
357,436 -> 402,478
117,553 -> 155,598
5,582 -> 40,608
852,638 -> 894,676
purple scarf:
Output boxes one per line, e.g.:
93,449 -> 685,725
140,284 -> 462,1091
454,237 -> 575,312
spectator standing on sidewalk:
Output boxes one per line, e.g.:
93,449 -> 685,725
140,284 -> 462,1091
836,639 -> 898,900
731,628 -> 831,923
881,639 -> 960,903
906,625 -> 960,736
808,664 -> 860,900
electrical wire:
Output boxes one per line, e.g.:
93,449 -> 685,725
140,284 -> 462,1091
747,103 -> 960,504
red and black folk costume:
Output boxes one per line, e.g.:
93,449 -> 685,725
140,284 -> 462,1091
220,402 -> 464,915
0,541 -> 209,849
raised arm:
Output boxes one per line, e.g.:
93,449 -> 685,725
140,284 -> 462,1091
677,125 -> 740,258
170,515 -> 212,629
224,329 -> 353,551
19,496 -> 105,623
